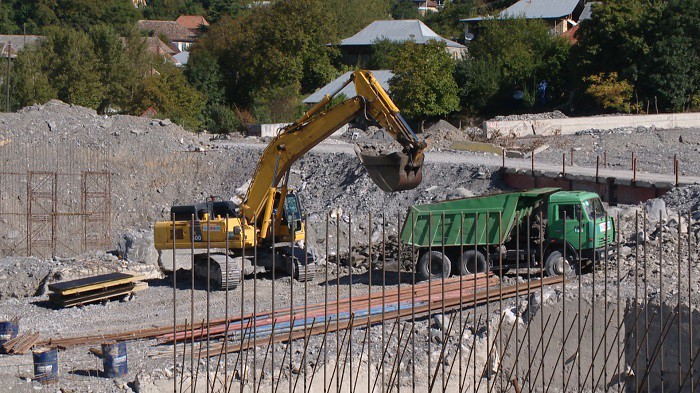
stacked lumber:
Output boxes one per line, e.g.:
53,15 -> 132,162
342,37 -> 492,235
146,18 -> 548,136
48,273 -> 147,308
1,332 -> 40,354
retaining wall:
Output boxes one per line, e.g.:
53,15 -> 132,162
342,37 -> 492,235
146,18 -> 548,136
484,113 -> 700,138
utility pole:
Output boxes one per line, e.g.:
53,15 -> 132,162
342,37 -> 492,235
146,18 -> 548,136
6,43 -> 10,113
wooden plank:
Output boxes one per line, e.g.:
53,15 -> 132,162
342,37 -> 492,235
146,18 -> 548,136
49,282 -> 148,308
48,273 -> 144,296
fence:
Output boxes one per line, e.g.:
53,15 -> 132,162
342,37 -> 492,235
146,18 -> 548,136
39,202 -> 699,392
0,143 -> 111,258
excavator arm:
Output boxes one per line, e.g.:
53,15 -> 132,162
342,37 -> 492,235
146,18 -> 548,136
241,70 -> 427,230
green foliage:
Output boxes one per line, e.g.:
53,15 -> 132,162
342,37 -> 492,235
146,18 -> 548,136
194,0 -> 338,109
0,2 -> 20,34
206,0 -> 248,23
389,41 -> 460,119
8,26 -> 204,130
583,72 -> 636,113
36,27 -> 105,108
390,0 -> 420,20
366,39 -> 403,70
251,84 -> 304,124
322,0 -> 389,40
458,18 -> 571,115
454,58 -> 500,113
204,104 -> 241,133
423,0 -> 480,40
1,0 -> 139,35
7,48 -> 56,109
573,0 -> 700,112
132,62 -> 205,130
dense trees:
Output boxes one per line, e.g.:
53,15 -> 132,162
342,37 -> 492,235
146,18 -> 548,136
389,41 -> 460,119
3,0 -> 699,132
455,18 -> 571,115
572,0 -> 700,112
0,0 -> 139,35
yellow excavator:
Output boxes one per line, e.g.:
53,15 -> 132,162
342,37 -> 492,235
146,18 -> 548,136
154,70 -> 427,289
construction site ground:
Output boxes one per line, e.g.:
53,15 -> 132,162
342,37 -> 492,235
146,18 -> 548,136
0,102 -> 699,391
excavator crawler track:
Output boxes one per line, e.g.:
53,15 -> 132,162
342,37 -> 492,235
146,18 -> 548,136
276,245 -> 316,282
194,253 -> 242,291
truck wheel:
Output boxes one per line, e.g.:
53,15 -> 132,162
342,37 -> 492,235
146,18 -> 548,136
457,250 -> 488,275
544,250 -> 573,277
416,251 -> 451,281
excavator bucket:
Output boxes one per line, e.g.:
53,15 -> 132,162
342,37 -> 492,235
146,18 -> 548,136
355,146 -> 424,192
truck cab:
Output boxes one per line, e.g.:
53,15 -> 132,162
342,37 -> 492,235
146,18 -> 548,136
543,191 -> 615,275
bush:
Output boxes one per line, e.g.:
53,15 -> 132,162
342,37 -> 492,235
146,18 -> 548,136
205,104 -> 241,134
583,72 -> 637,113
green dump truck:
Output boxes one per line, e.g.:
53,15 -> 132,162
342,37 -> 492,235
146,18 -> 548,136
401,188 -> 615,280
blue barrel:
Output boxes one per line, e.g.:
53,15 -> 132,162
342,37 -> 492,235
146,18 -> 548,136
0,320 -> 19,345
33,348 -> 58,383
102,341 -> 128,378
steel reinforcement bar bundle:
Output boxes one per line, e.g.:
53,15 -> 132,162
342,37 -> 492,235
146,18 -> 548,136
157,273 -> 565,357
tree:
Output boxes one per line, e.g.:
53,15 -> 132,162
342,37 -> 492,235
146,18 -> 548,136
322,0 -> 389,40
389,41 -> 460,119
7,47 -> 55,109
572,0 -> 700,112
454,58 -> 500,114
193,0 -> 339,109
457,18 -> 571,114
0,3 -> 20,34
423,0 -> 481,41
366,39 -> 403,70
583,72 -> 636,113
131,62 -> 205,130
39,27 -> 105,108
390,0 -> 420,20
251,83 -> 304,124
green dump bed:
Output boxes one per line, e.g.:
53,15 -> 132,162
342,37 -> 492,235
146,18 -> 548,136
401,188 -> 560,247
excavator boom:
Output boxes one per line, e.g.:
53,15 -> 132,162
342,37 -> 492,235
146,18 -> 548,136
242,70 -> 427,225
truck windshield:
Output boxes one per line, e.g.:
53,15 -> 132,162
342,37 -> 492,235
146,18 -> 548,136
582,198 -> 606,220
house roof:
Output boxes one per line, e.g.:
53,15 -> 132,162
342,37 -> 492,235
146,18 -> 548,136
0,35 -> 43,58
579,2 -> 599,21
173,50 -> 189,66
462,0 -> 581,22
339,20 -> 465,49
302,70 -> 394,104
175,15 -> 210,31
137,20 -> 197,42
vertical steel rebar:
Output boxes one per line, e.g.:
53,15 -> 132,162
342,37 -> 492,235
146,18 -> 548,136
190,214 -> 195,393
324,212 -> 329,393
206,212 -> 211,389
348,214 -> 353,393
382,212 -> 386,392
688,209 -> 694,393
659,210 -> 665,393
368,211 -> 373,393
397,210 -> 402,393
224,214 -> 230,392
411,209 -> 416,393
335,215 -> 340,393
172,213 -> 177,393
253,214 -> 258,391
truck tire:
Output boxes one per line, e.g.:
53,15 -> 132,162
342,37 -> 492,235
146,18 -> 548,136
416,251 -> 451,281
544,250 -> 573,277
457,250 -> 488,275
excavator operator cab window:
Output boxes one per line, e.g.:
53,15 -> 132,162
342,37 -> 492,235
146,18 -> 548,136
284,193 -> 303,231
